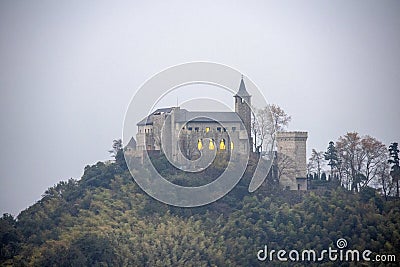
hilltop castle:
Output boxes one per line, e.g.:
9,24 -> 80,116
127,78 -> 308,190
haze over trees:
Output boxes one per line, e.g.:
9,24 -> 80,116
0,143 -> 399,266
0,103 -> 399,265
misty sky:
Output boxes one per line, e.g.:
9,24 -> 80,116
1,0 -> 399,216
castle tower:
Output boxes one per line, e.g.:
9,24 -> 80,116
234,77 -> 252,150
276,131 -> 308,190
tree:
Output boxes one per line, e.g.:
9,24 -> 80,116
388,142 -> 400,198
252,104 -> 291,153
251,107 -> 271,153
69,234 -> 116,266
336,133 -> 387,192
109,139 -> 123,159
377,161 -> 394,201
324,141 -> 338,179
269,104 -> 291,132
336,132 -> 363,191
306,161 -> 314,176
0,214 -> 22,262
360,136 -> 387,188
275,153 -> 296,184
108,139 -> 127,169
309,149 -> 324,179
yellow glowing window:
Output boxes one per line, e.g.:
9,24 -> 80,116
205,127 -> 210,133
231,141 -> 234,150
219,139 -> 226,150
197,139 -> 203,150
209,139 -> 215,150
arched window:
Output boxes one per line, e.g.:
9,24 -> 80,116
219,139 -> 226,150
197,139 -> 203,150
231,141 -> 234,150
209,139 -> 215,150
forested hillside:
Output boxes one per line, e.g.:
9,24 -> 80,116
1,153 -> 399,266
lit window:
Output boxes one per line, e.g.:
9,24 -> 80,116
231,141 -> 234,150
197,139 -> 203,150
209,139 -> 215,150
219,139 -> 226,150
205,127 -> 210,133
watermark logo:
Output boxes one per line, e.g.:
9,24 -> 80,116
336,238 -> 347,249
257,238 -> 396,263
123,62 -> 274,207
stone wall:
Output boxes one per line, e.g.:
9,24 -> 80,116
234,96 -> 252,149
276,131 -> 308,190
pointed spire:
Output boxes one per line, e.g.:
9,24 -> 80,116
236,75 -> 250,97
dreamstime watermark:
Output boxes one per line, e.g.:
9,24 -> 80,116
257,238 -> 396,263
123,62 -> 274,207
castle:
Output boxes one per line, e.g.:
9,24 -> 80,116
127,78 -> 308,190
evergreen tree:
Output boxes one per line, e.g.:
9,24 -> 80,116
324,141 -> 338,180
109,139 -> 123,159
388,142 -> 400,197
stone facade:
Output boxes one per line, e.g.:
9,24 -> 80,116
276,131 -> 308,190
234,78 -> 253,150
128,78 -> 309,190
134,78 -> 252,168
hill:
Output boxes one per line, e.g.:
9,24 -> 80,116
1,153 -> 399,266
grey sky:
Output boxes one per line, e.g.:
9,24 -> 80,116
1,0 -> 399,216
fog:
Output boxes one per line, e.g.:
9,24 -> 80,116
1,0 -> 399,215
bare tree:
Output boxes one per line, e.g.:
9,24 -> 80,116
252,104 -> 291,153
377,161 -> 394,200
275,153 -> 297,182
308,149 -> 325,179
336,132 -> 363,191
335,156 -> 345,186
360,136 -> 387,187
252,106 -> 272,153
269,104 -> 291,132
336,132 -> 388,192
306,161 -> 314,176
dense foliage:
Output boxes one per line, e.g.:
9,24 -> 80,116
1,153 -> 399,266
